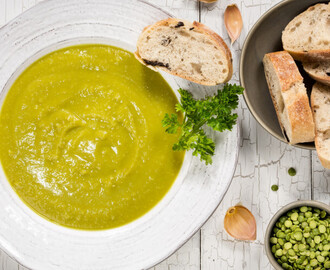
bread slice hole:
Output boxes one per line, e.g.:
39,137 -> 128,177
322,129 -> 330,140
290,27 -> 296,32
295,22 -> 301,27
222,69 -> 227,74
191,63 -> 202,74
278,94 -> 285,114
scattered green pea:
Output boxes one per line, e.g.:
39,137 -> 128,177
270,206 -> 329,270
271,184 -> 279,191
288,167 -> 296,176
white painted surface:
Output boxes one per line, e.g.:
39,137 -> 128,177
0,0 -> 329,269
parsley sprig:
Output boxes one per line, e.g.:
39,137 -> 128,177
162,83 -> 244,165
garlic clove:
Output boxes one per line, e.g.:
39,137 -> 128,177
224,205 -> 256,241
199,0 -> 218,3
224,4 -> 243,45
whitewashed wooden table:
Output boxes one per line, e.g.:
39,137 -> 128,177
0,0 -> 329,269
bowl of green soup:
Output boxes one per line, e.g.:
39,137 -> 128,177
0,0 -> 239,269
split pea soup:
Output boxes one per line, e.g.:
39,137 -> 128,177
0,44 -> 184,230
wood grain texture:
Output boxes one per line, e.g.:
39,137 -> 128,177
0,0 -> 329,269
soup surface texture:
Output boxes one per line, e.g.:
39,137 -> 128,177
0,44 -> 184,230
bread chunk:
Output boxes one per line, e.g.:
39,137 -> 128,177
303,61 -> 330,86
263,51 -> 315,144
135,18 -> 233,85
311,83 -> 330,169
282,3 -> 330,62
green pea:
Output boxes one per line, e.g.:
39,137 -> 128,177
315,236 -> 321,244
275,249 -> 283,257
310,220 -> 317,229
302,222 -> 309,228
278,232 -> 286,239
270,237 -> 277,244
299,244 -> 306,251
324,261 -> 330,268
291,212 -> 299,221
320,211 -> 327,219
280,216 -> 287,223
272,245 -> 276,254
313,228 -> 320,235
298,215 -> 304,222
319,224 -> 326,233
300,206 -> 308,213
288,167 -> 296,176
294,231 -> 303,241
317,255 -> 325,262
293,244 -> 299,251
285,220 -> 292,228
290,239 -> 297,244
284,242 -> 292,250
305,212 -> 313,218
288,249 -> 295,256
271,185 -> 279,191
324,244 -> 330,251
321,251 -> 328,257
278,239 -> 284,246
310,251 -> 316,258
310,258 -> 318,266
304,232 -> 310,238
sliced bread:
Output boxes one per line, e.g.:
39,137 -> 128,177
303,61 -> 330,86
311,83 -> 330,169
282,3 -> 330,62
135,18 -> 233,86
263,51 -> 315,144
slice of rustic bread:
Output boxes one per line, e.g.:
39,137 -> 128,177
303,61 -> 330,86
282,3 -> 330,62
135,18 -> 233,85
263,51 -> 315,144
311,83 -> 330,169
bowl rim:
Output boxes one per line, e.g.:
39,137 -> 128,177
264,200 -> 330,270
239,0 -> 316,150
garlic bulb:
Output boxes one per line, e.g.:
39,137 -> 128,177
224,205 -> 256,241
224,4 -> 243,44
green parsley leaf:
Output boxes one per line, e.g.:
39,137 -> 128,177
162,83 -> 244,165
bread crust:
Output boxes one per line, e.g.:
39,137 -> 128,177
135,18 -> 233,86
282,3 -> 330,62
266,51 -> 303,91
311,83 -> 330,169
263,51 -> 315,144
285,49 -> 330,62
287,92 -> 315,144
303,62 -> 330,86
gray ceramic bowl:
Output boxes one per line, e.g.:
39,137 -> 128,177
265,200 -> 330,270
240,0 -> 328,150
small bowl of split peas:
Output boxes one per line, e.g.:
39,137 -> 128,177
265,200 -> 330,270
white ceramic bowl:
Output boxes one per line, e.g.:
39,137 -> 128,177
0,1 -> 239,269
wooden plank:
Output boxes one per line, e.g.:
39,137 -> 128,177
199,0 -> 313,269
0,251 -> 18,270
312,151 -> 330,204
